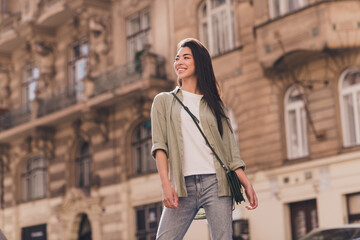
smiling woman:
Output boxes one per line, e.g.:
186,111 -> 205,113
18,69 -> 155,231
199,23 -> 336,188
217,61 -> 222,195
151,38 -> 258,240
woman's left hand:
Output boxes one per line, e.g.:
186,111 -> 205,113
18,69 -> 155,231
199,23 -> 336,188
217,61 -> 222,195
235,168 -> 258,210
243,183 -> 258,210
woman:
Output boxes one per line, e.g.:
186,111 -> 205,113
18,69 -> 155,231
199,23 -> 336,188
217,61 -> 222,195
151,38 -> 257,240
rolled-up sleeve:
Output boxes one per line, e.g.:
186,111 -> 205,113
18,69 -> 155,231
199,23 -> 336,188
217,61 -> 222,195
151,93 -> 169,159
223,118 -> 246,171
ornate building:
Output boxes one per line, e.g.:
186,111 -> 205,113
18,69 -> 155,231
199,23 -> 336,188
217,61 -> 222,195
0,0 -> 360,240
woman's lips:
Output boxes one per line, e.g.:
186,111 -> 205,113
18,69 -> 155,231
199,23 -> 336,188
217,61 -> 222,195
177,68 -> 186,74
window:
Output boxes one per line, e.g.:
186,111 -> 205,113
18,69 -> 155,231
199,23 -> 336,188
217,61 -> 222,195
69,40 -> 88,101
284,85 -> 309,159
22,156 -> 46,201
339,67 -> 360,147
78,214 -> 92,240
135,202 -> 162,240
131,120 -> 155,175
75,141 -> 91,191
233,219 -> 249,240
347,192 -> 360,223
22,64 -> 39,111
199,0 -> 236,56
290,199 -> 318,240
21,224 -> 47,240
268,0 -> 309,18
126,8 -> 151,63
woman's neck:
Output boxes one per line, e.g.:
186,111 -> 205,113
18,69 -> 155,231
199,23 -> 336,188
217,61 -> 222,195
181,77 -> 201,95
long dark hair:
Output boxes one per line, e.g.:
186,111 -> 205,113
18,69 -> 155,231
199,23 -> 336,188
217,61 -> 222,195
177,38 -> 230,136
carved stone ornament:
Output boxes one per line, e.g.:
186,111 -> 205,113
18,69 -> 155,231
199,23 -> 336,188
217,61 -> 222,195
22,127 -> 55,159
0,144 -> 10,172
33,40 -> 56,96
87,15 -> 110,78
73,108 -> 109,143
0,64 -> 12,109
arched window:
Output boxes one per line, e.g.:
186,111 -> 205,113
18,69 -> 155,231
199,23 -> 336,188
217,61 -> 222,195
339,67 -> 360,147
284,85 -> 309,159
22,156 -> 46,201
131,120 -> 155,175
199,0 -> 236,56
78,214 -> 92,240
75,141 -> 91,190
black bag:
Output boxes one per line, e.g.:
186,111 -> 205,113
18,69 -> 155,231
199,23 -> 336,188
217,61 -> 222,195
226,170 -> 245,204
172,92 -> 245,205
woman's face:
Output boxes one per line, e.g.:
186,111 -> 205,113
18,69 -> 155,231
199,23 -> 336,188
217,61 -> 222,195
174,47 -> 196,81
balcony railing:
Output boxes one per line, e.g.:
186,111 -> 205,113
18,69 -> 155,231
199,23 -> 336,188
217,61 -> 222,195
0,105 -> 32,131
92,61 -> 142,96
0,53 -> 167,133
37,89 -> 78,117
0,89 -> 77,131
92,53 -> 166,97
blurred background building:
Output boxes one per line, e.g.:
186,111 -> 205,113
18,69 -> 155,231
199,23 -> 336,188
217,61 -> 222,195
0,0 -> 359,239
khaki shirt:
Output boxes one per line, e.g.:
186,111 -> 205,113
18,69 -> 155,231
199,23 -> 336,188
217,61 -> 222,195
151,87 -> 245,197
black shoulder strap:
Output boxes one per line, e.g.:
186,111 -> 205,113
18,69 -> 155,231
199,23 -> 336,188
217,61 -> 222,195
171,92 -> 229,173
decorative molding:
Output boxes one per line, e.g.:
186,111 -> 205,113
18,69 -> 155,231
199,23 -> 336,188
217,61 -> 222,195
0,144 -> 10,172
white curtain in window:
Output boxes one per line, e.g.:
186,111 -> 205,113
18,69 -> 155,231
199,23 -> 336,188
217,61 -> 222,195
339,68 -> 360,147
22,156 -> 46,201
199,0 -> 235,56
285,85 -> 309,159
126,9 -> 151,63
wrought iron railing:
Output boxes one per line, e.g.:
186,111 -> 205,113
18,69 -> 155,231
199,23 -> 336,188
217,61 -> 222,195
37,89 -> 78,117
92,61 -> 142,96
0,105 -> 32,131
92,54 -> 166,97
0,53 -> 167,133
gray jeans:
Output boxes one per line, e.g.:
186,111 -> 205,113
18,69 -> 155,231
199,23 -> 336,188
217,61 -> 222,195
0,229 -> 7,240
156,174 -> 233,240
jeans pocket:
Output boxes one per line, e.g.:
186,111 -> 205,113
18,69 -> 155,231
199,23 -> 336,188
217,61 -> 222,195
202,174 -> 218,192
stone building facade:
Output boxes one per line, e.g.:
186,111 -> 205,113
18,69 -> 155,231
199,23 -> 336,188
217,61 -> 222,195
0,0 -> 360,240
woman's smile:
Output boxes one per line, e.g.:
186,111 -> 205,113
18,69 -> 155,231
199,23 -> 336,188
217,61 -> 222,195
174,46 -> 196,80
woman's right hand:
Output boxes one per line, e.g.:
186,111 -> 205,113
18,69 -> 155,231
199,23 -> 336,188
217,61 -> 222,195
162,182 -> 178,209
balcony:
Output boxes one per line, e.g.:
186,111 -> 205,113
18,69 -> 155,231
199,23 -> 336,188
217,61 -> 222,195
0,52 -> 171,139
254,0 -> 360,70
36,0 -> 111,28
0,12 -> 24,53
92,53 -> 167,97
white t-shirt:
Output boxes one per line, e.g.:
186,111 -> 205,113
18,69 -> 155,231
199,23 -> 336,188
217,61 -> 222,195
181,90 -> 216,176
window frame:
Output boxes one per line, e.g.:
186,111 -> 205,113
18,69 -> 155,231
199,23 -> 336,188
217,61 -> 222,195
198,0 -> 236,56
268,0 -> 309,19
126,8 -> 152,64
22,64 -> 39,112
289,199 -> 318,240
284,85 -> 309,160
68,39 -> 89,101
232,219 -> 249,240
347,192 -> 360,224
339,67 -> 360,148
131,120 -> 155,176
21,156 -> 47,201
135,202 -> 162,240
75,141 -> 91,192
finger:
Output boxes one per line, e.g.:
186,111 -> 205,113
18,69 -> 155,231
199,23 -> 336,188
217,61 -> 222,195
166,198 -> 176,209
173,193 -> 179,208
